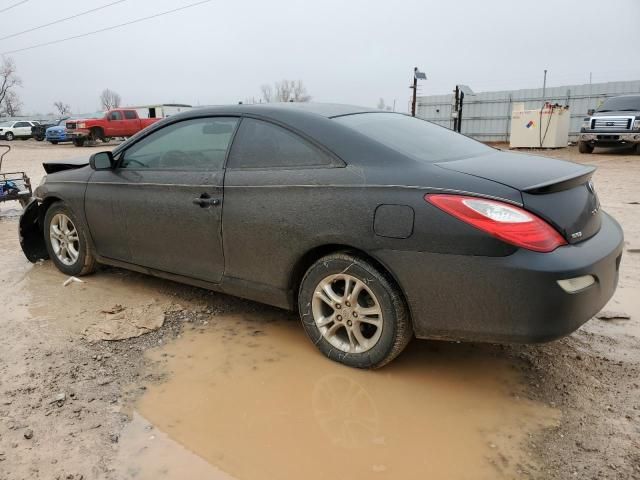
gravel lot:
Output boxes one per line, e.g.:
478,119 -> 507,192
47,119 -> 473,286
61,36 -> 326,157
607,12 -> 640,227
0,140 -> 638,480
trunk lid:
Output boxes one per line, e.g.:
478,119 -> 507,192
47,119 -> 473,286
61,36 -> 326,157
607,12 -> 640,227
435,151 -> 601,244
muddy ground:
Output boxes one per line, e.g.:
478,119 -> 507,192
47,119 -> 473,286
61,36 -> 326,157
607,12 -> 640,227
0,140 -> 638,480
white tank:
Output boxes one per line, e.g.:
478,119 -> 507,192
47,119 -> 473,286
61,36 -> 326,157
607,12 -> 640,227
510,103 -> 570,148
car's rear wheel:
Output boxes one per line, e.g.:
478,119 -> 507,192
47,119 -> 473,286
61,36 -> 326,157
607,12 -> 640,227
44,202 -> 96,276
578,141 -> 594,154
4,132 -> 14,141
298,252 -> 412,368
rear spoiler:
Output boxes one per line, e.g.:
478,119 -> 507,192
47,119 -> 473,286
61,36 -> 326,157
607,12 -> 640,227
523,168 -> 595,194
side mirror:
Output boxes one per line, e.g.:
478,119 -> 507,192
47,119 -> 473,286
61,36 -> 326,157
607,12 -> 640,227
587,109 -> 595,116
90,151 -> 114,170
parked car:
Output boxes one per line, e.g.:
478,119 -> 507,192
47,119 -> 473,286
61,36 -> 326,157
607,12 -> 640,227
19,104 -> 623,368
579,95 -> 640,153
45,115 -> 91,144
0,120 -> 40,141
66,109 -> 160,146
32,119 -> 66,141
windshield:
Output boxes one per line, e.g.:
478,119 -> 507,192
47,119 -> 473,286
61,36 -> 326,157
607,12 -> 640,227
79,111 -> 107,119
334,112 -> 492,163
597,96 -> 640,112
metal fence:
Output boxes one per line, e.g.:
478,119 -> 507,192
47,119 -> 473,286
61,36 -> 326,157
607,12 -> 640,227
416,80 -> 640,142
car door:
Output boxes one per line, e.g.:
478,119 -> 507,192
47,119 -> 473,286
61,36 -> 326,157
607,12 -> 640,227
13,121 -> 31,137
122,110 -> 140,136
105,110 -> 126,137
85,116 -> 239,283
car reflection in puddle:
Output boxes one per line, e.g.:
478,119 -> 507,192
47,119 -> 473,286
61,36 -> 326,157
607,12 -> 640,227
118,309 -> 559,480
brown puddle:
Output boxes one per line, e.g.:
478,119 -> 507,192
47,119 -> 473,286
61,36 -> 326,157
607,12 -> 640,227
125,310 -> 559,480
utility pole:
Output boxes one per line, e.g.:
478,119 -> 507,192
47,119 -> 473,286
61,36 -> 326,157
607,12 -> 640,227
411,68 -> 418,116
410,67 -> 427,117
453,86 -> 459,131
542,69 -> 548,100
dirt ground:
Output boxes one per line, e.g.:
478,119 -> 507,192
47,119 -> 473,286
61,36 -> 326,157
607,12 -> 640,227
0,140 -> 638,480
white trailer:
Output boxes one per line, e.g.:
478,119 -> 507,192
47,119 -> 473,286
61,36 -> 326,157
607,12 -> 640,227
130,104 -> 193,119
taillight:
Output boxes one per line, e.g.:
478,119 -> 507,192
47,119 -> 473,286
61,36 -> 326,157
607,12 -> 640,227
425,194 -> 567,253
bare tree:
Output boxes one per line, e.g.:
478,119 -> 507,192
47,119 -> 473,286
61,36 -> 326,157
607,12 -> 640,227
260,80 -> 311,103
99,88 -> 122,110
377,98 -> 386,110
260,84 -> 273,103
53,101 -> 71,116
0,57 -> 22,117
1,90 -> 22,117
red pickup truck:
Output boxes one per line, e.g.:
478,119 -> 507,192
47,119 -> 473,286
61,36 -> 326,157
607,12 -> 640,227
66,109 -> 159,146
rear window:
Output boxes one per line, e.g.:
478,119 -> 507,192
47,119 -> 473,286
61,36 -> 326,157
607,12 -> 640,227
334,113 -> 491,163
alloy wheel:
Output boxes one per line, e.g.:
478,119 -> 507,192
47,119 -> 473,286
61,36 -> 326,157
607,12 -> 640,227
312,273 -> 383,353
49,213 -> 80,266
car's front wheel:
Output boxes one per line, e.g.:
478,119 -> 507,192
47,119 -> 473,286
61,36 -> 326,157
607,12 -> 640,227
298,252 -> 413,368
4,132 -> 14,141
578,141 -> 594,154
44,202 -> 96,276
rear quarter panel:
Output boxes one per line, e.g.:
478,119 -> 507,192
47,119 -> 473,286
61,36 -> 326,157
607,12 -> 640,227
222,164 -> 517,309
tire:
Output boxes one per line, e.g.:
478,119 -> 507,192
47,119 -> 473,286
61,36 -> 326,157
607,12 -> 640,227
44,202 -> 96,276
4,132 -> 14,141
298,252 -> 413,369
73,138 -> 85,147
50,141 -> 59,145
578,141 -> 594,154
101,137 -> 111,143
35,135 -> 44,141
90,128 -> 105,143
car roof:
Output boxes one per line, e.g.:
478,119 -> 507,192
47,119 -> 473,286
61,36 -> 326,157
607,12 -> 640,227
190,102 -> 375,119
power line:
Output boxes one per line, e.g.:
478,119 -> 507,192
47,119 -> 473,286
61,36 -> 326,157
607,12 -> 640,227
0,0 -> 128,42
0,0 -> 28,13
0,0 -> 211,55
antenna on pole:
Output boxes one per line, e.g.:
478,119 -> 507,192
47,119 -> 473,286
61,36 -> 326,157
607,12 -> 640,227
542,69 -> 548,100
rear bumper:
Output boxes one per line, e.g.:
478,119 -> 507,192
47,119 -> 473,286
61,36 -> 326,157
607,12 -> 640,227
376,212 -> 624,343
580,132 -> 640,146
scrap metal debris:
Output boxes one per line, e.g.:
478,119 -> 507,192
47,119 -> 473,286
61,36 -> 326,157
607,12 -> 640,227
63,276 -> 85,287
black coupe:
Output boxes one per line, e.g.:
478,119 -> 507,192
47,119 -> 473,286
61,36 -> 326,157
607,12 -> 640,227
20,103 -> 624,368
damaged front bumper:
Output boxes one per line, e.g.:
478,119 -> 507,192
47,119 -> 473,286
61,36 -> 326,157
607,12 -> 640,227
19,198 -> 49,262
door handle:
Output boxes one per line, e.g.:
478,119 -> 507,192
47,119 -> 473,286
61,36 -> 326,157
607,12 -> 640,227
192,197 -> 220,207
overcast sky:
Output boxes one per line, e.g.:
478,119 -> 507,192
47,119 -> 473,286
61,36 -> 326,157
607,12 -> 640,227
2,0 -> 639,115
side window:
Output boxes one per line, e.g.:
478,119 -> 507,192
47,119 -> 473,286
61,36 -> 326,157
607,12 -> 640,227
120,117 -> 238,170
14,121 -> 30,127
124,110 -> 137,120
109,111 -> 122,121
227,118 -> 333,169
